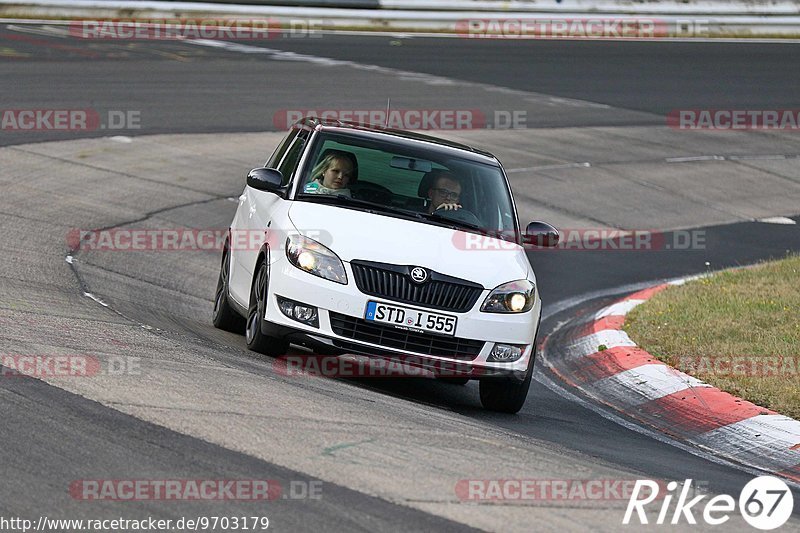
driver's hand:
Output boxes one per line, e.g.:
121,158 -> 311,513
436,203 -> 462,211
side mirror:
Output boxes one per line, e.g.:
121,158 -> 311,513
246,167 -> 283,192
525,221 -> 559,247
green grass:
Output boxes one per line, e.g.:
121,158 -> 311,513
624,254 -> 800,419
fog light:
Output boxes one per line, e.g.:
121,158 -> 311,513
279,299 -> 295,317
294,305 -> 317,323
276,296 -> 319,328
487,343 -> 525,362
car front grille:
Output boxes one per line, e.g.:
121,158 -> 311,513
350,260 -> 483,313
329,312 -> 484,360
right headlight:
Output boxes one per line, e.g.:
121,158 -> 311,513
285,235 -> 347,285
481,280 -> 536,313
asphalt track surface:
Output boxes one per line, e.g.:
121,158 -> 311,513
2,23 -> 800,531
2,26 -> 800,145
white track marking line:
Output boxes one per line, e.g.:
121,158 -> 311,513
758,216 -> 797,224
595,299 -> 645,319
6,23 -> 69,37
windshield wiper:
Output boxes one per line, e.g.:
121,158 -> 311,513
420,211 -> 485,232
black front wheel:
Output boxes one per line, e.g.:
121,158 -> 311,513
245,259 -> 289,357
479,351 -> 535,414
479,373 -> 532,414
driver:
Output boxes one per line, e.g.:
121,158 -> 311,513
426,170 -> 462,214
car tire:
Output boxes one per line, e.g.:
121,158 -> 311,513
245,256 -> 289,357
479,354 -> 534,413
212,242 -> 245,333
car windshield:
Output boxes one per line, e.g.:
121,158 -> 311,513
296,132 -> 518,235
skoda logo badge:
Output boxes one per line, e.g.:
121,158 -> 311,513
410,267 -> 429,284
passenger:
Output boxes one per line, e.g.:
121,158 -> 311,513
304,151 -> 356,197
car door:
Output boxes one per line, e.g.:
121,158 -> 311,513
229,126 -> 309,306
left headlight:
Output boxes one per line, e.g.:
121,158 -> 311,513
481,280 -> 535,313
286,235 -> 347,285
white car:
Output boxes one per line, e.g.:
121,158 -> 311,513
213,117 -> 558,412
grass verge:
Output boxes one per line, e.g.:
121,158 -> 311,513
624,254 -> 800,419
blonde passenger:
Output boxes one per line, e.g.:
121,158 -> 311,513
305,152 -> 356,196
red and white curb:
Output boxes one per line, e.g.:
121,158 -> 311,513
546,278 -> 800,485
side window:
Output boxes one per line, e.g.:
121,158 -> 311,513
266,129 -> 299,168
276,135 -> 306,186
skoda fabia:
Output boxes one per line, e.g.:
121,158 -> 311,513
213,117 -> 558,413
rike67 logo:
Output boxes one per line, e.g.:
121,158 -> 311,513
624,477 -> 794,530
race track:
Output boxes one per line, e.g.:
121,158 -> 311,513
2,23 -> 800,531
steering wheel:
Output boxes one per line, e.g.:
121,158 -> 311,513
433,206 -> 482,227
352,181 -> 393,204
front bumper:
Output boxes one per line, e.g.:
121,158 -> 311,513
263,253 -> 541,381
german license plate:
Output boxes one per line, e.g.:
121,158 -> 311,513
365,301 -> 457,336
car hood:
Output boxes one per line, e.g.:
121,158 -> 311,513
287,201 -> 531,289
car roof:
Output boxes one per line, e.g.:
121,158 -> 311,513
295,116 -> 500,165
